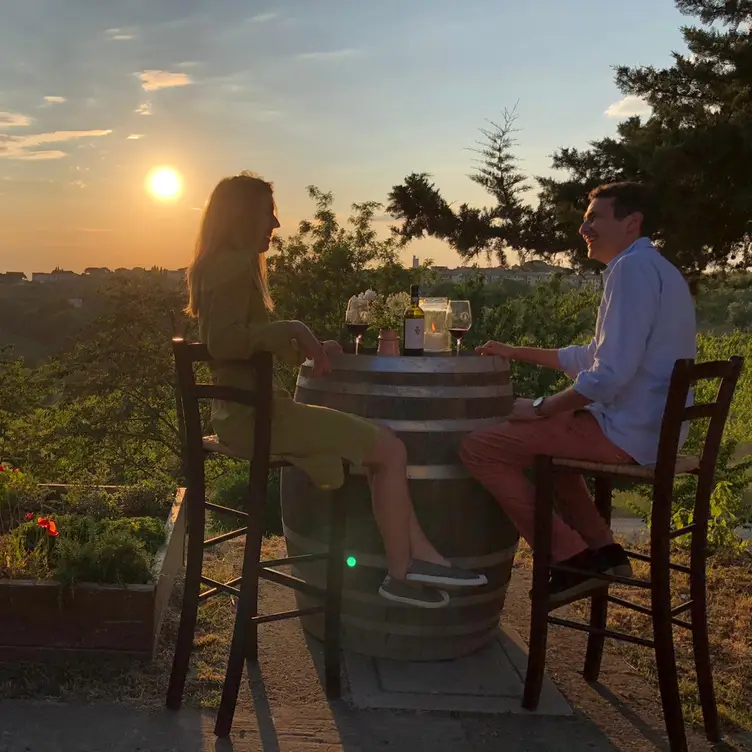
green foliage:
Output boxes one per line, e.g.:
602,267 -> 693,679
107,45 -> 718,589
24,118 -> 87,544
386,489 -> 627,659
116,478 -> 178,518
61,485 -> 120,520
9,513 -> 166,586
479,278 -> 599,397
207,462 -> 282,536
53,528 -> 154,587
388,2 -> 752,277
269,186 -> 429,341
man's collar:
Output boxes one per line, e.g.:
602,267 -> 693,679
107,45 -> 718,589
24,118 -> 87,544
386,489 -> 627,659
604,236 -> 654,270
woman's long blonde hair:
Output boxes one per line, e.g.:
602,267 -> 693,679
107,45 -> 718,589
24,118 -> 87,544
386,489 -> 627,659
186,171 -> 275,317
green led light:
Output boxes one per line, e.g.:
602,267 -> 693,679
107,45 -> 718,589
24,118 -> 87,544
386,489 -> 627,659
346,556 -> 357,568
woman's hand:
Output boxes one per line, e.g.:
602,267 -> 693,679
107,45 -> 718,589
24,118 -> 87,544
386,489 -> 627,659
321,340 -> 343,356
291,322 -> 331,377
475,340 -> 517,359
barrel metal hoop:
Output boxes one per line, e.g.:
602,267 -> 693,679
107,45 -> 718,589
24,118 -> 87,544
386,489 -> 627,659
297,378 -> 513,399
371,417 -> 502,432
282,525 -> 519,571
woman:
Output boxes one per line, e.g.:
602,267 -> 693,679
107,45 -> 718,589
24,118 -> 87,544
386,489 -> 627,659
186,172 -> 487,608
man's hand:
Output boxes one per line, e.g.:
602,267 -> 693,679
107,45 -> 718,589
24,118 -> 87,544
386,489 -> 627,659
507,398 -> 540,422
476,340 -> 517,359
321,340 -> 343,356
291,322 -> 331,378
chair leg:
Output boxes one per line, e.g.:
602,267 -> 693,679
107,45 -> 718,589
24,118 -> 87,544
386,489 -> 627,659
584,476 -> 613,682
166,485 -> 206,710
523,455 -> 555,710
324,477 -> 348,699
214,471 -> 266,738
689,529 -> 720,742
651,491 -> 688,752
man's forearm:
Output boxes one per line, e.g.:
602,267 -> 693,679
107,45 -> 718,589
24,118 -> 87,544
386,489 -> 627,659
539,386 -> 592,416
510,347 -> 563,371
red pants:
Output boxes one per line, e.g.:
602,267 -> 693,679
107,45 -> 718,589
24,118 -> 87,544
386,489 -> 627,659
460,410 -> 633,563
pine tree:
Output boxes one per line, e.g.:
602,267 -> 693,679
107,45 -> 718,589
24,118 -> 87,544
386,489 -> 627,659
388,0 -> 752,277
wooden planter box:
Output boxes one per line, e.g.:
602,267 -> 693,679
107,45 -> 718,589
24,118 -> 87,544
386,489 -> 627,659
0,487 -> 186,661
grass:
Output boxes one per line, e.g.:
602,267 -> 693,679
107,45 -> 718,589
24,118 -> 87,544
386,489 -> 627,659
0,536 -> 286,709
573,542 -> 752,734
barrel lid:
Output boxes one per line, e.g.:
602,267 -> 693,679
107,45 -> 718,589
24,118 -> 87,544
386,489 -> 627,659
302,354 -> 510,374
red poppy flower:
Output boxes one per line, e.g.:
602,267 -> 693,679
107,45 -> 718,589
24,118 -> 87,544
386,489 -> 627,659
36,516 -> 59,537
24,512 -> 34,521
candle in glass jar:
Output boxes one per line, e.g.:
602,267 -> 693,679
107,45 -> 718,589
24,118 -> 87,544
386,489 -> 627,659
424,329 -> 448,352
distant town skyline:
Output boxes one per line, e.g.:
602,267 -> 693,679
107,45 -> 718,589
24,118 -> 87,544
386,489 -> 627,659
0,0 -> 690,273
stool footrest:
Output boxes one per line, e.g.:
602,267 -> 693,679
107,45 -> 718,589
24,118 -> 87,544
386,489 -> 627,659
550,562 -> 652,589
200,576 -> 241,598
548,615 -> 655,649
204,527 -> 247,547
624,549 -> 692,576
252,605 -> 324,625
205,501 -> 249,520
259,566 -> 327,600
262,552 -> 331,568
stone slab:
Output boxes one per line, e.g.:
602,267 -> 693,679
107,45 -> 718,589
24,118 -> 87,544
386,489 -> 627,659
345,624 -> 572,715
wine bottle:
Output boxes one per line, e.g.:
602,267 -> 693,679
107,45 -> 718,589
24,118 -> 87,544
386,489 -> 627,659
402,284 -> 425,356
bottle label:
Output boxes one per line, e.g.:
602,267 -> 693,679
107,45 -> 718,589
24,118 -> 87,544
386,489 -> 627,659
404,319 -> 425,350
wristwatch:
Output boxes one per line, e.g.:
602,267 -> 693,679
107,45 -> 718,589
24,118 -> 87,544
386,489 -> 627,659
532,396 -> 546,417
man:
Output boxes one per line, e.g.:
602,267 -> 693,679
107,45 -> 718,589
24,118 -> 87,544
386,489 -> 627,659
460,181 -> 697,606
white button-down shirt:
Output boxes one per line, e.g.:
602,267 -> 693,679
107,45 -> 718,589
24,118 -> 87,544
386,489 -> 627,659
558,237 -> 697,465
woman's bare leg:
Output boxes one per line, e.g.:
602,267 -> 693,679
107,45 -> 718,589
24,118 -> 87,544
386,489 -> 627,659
363,429 -> 450,577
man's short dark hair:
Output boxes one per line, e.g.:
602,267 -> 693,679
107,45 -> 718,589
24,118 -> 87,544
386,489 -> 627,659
588,181 -> 656,235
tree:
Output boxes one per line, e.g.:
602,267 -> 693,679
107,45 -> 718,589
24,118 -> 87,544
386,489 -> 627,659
388,1 -> 752,278
269,186 -> 428,340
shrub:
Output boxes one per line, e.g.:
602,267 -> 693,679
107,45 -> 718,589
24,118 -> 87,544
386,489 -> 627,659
208,462 -> 282,536
115,478 -> 177,518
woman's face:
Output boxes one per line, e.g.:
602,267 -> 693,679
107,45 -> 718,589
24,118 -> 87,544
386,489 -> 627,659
259,197 -> 280,254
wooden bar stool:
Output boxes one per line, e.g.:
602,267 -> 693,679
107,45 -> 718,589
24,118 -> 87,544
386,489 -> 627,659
165,337 -> 348,738
524,356 -> 743,752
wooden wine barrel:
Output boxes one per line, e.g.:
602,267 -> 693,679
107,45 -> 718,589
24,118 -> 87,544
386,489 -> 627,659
279,352 -> 518,661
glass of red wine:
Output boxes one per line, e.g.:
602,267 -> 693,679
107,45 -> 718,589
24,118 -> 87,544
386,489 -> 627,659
345,298 -> 369,354
445,300 -> 472,355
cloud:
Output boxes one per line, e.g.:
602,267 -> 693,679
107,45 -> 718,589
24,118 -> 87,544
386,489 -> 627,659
246,12 -> 278,23
296,48 -> 362,61
105,27 -> 135,41
137,69 -> 193,91
604,95 -> 652,118
0,112 -> 31,128
44,96 -> 67,104
0,129 -> 112,160
135,102 -> 152,116
126,134 -> 144,140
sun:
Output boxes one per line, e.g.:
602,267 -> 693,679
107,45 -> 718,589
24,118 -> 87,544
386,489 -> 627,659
146,167 -> 182,200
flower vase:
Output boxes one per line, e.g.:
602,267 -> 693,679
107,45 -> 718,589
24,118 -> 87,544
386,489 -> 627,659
377,329 -> 400,356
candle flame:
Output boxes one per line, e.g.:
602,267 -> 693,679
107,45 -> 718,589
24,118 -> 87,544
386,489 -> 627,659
431,322 -> 437,333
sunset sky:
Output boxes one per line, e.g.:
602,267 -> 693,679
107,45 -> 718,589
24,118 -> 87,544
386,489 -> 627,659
0,0 -> 689,275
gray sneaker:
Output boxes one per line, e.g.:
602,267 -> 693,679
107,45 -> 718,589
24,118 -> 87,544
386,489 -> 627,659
405,559 -> 488,588
378,576 -> 450,608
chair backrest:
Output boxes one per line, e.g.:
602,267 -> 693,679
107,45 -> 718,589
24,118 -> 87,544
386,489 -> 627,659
171,337 -> 274,480
654,356 -> 744,523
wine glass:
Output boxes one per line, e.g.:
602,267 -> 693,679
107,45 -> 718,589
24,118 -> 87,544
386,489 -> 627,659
445,300 -> 472,355
345,299 -> 369,354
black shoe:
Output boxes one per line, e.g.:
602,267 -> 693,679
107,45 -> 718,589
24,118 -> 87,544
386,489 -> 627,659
547,544 -> 633,608
593,543 -> 633,578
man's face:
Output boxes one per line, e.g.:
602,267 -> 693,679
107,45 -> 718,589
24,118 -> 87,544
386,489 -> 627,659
579,197 -> 640,262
